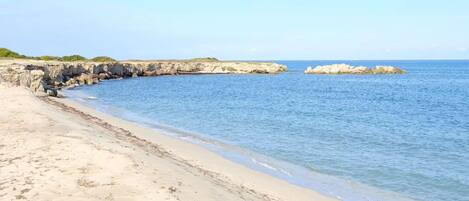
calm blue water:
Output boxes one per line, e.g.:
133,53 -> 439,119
66,60 -> 469,201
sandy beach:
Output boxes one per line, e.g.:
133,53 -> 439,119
2,1 -> 467,200
0,84 -> 335,201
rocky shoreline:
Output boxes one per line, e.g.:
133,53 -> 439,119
0,59 -> 287,95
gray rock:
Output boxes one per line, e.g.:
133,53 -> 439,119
46,88 -> 58,97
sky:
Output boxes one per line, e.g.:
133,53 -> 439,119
1,0 -> 469,60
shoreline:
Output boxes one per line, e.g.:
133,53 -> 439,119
0,58 -> 417,201
53,92 -> 337,201
0,84 -> 335,201
64,84 -> 416,201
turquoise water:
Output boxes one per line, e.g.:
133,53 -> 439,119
66,60 -> 469,201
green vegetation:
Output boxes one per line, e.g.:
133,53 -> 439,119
91,56 -> 116,62
61,55 -> 87,62
0,47 -> 116,62
190,57 -> 219,62
0,48 -> 27,58
38,55 -> 62,61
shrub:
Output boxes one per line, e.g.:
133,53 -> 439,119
38,55 -> 62,61
0,48 -> 27,58
91,56 -> 116,62
190,57 -> 219,62
62,55 -> 87,62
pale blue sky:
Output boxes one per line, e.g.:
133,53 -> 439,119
1,0 -> 469,60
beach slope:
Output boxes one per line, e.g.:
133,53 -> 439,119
0,84 -> 335,201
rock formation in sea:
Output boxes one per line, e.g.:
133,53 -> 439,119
0,59 -> 287,95
304,64 -> 405,74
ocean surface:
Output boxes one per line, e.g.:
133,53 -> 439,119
65,60 -> 469,201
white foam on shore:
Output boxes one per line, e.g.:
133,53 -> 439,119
251,158 -> 293,177
85,96 -> 97,100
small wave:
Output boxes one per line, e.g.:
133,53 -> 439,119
251,158 -> 293,177
62,90 -> 98,101
85,96 -> 98,100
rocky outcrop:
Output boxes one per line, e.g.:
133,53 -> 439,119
304,64 -> 405,74
0,59 -> 287,94
0,65 -> 45,92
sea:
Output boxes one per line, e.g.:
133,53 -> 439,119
64,60 -> 469,201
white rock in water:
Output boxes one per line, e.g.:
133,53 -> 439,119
373,65 -> 406,74
304,64 -> 405,74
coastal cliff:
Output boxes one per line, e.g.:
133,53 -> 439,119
0,59 -> 287,94
304,64 -> 405,74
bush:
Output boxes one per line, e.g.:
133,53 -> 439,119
1,48 -> 116,63
38,55 -> 62,61
0,48 -> 27,58
91,56 -> 116,62
190,57 -> 219,62
62,55 -> 87,62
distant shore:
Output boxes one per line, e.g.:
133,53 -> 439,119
0,84 -> 336,201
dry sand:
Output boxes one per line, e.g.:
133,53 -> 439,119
0,84 -> 336,201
